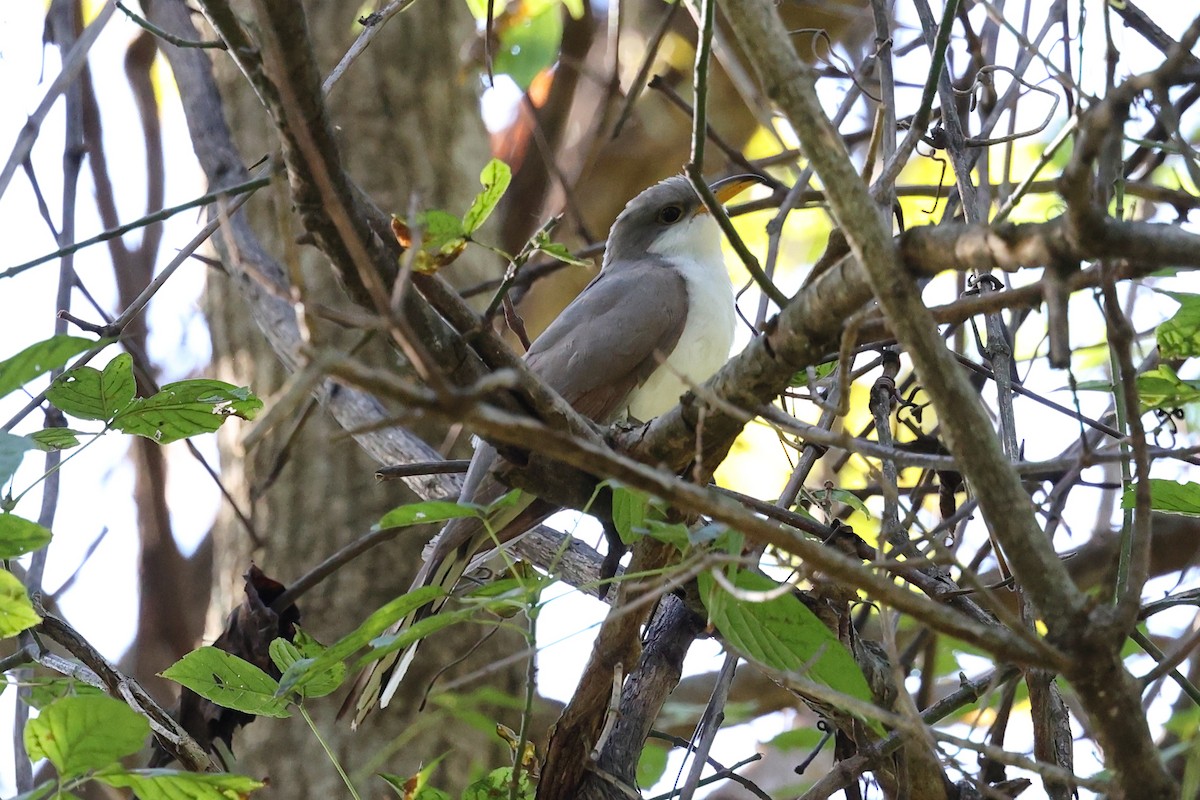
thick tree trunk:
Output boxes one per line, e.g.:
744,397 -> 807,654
199,4 -> 524,795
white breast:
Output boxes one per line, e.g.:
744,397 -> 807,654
625,214 -> 735,421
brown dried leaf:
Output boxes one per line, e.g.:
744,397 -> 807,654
150,565 -> 300,768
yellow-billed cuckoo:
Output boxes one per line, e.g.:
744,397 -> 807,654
343,174 -> 758,727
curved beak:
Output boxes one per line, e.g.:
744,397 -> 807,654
698,174 -> 767,214
711,173 -> 766,202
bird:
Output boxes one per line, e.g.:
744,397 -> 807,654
341,173 -> 758,728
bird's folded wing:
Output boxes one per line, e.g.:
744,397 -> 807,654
524,259 -> 688,423
342,260 -> 688,726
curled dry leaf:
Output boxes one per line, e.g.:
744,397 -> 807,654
150,565 -> 300,768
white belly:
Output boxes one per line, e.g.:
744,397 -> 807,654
625,225 -> 735,421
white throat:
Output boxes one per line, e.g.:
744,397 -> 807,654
625,214 -> 735,421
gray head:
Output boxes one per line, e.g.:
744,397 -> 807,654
602,175 -> 761,270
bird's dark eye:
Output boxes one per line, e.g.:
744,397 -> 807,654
656,205 -> 684,224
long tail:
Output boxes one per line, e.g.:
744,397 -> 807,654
341,444 -> 502,727
340,522 -> 484,729
340,475 -> 556,727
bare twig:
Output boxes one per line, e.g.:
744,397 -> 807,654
0,0 -> 116,201
115,1 -> 225,48
36,605 -> 219,772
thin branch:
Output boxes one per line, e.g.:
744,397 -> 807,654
678,653 -> 738,800
376,460 -> 471,481
0,0 -> 116,202
35,605 -> 219,772
1,173 -> 271,279
2,171 -> 263,431
115,1 -> 225,48
722,2 -> 1185,795
333,351 -> 1062,668
322,0 -> 423,95
647,75 -> 781,189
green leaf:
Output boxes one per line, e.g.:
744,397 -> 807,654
9,779 -> 56,800
610,486 -> 649,545
809,487 -> 871,518
461,576 -> 542,618
463,577 -> 526,600
0,568 -> 41,637
644,519 -> 691,552
1156,291 -> 1200,359
485,487 -> 525,512
1135,365 -> 1200,413
419,209 -> 468,252
462,159 -> 512,234
29,427 -> 83,451
520,0 -> 569,13
1072,379 -> 1114,392
112,380 -> 262,444
462,767 -> 533,800
268,638 -> 301,675
399,209 -> 469,273
23,695 -> 149,779
0,335 -> 98,400
276,585 -> 445,696
713,527 -> 745,557
161,647 -> 290,718
292,627 -> 330,659
699,569 -> 875,710
360,608 -> 475,665
535,240 -> 591,267
494,3 -> 562,90
377,500 -> 480,530
636,742 -> 669,787
0,431 -> 36,486
268,637 -> 344,699
415,789 -> 450,800
473,581 -> 540,617
46,353 -> 136,421
790,361 -> 837,388
25,679 -> 105,711
1122,479 -> 1200,516
0,514 -> 52,558
97,768 -> 265,799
